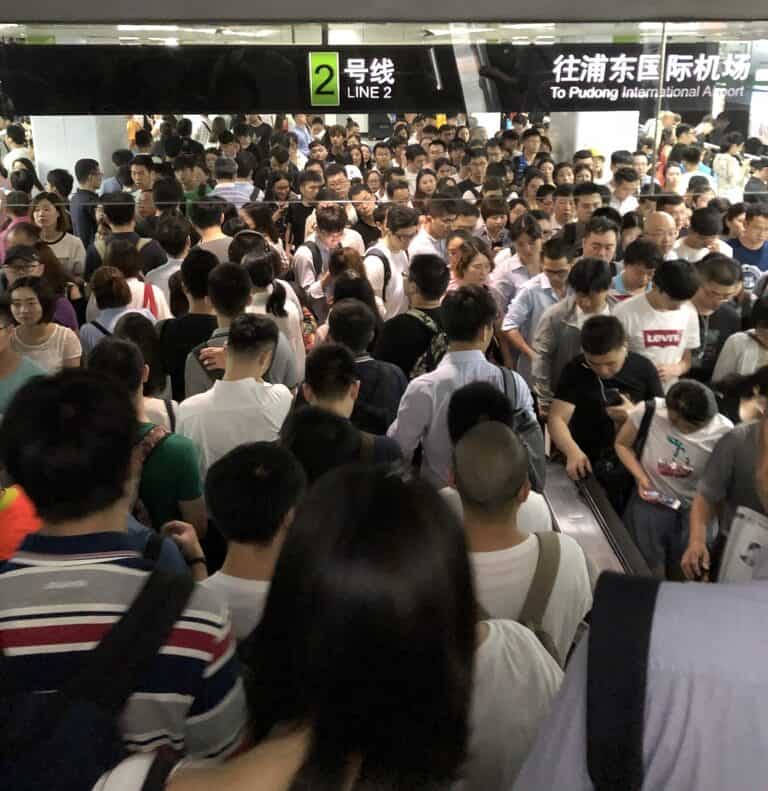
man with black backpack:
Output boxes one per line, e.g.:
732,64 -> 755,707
374,253 -> 450,379
0,370 -> 247,787
363,204 -> 419,319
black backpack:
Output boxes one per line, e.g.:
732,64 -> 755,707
0,565 -> 194,791
365,247 -> 392,302
303,240 -> 324,279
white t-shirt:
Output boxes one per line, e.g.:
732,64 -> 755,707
471,533 -> 592,664
363,244 -> 409,319
630,398 -> 733,506
85,277 -> 171,323
145,258 -> 182,303
673,237 -> 733,263
614,294 -> 700,391
10,323 -> 82,373
202,573 -> 270,642
440,487 -> 553,534
248,288 -> 306,381
465,619 -> 563,790
46,232 -> 87,279
177,377 -> 293,479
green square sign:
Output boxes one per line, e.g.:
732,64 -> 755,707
309,51 -> 340,107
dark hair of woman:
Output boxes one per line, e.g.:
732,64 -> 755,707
241,464 -> 476,791
113,312 -> 166,396
243,247 -> 288,318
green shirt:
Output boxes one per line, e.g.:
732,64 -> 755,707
0,357 -> 46,418
184,185 -> 214,216
137,423 -> 203,529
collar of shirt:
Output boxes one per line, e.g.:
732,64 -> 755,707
210,327 -> 229,340
439,349 -> 487,366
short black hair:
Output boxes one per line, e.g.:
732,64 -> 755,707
509,213 -> 542,241
657,194 -> 684,210
155,214 -> 191,258
553,184 -> 575,199
189,196 -> 226,229
228,313 -> 279,358
316,203 -> 347,233
653,259 -> 701,300
408,254 -> 450,301
100,191 -> 135,226
751,296 -> 768,327
581,315 -> 626,355
573,182 -> 602,202
584,215 -> 619,239
280,405 -> 362,484
205,442 -> 306,545
180,248 -> 218,299
441,285 -> 497,342
447,382 -> 514,445
131,153 -> 154,171
614,167 -> 640,185
88,336 -> 145,394
134,129 -> 152,148
405,144 -> 427,162
611,150 -> 634,167
207,262 -> 252,317
152,177 -> 184,212
328,298 -> 376,354
0,370 -> 137,523
690,208 -> 724,237
666,380 -> 717,425
304,342 -> 358,401
9,276 -> 57,323
480,197 -> 508,220
386,204 -> 420,231
541,236 -> 571,262
74,158 -> 100,183
567,257 -> 611,294
45,168 -> 74,197
624,238 -> 663,270
696,252 -> 741,286
746,204 -> 768,222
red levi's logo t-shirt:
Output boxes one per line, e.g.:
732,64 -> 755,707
643,329 -> 683,348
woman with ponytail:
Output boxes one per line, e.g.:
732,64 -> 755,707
243,246 -> 306,380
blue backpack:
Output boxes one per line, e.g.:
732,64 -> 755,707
0,564 -> 193,791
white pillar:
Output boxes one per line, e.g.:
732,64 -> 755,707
30,115 -> 128,185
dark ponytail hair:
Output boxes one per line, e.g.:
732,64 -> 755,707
243,247 -> 287,318
713,365 -> 768,400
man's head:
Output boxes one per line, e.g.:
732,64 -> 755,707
612,167 -> 640,201
0,369 -> 137,524
442,285 -> 497,349
205,442 -> 306,548
406,253 -> 450,305
227,313 -> 278,376
632,151 -> 650,180
573,182 -> 603,224
658,194 -> 688,232
686,208 -> 727,251
480,197 -> 509,238
623,238 -> 662,292
467,147 -> 489,183
743,204 -> 768,247
5,123 -> 26,148
315,203 -> 347,248
405,144 -> 428,174
582,216 -> 618,263
386,178 -> 411,205
328,298 -> 376,356
568,257 -> 612,313
643,210 -> 678,256
373,142 -> 393,171
100,191 -> 136,229
155,214 -> 191,260
676,123 -> 697,145
580,315 -> 628,380
213,156 -> 237,182
134,129 -> 153,152
521,128 -> 541,157
383,204 -> 420,252
180,247 -> 218,302
552,184 -> 575,225
325,163 -> 351,199
573,149 -> 594,171
207,262 -> 251,319
298,169 -> 323,201
453,422 -> 530,518
189,195 -> 226,232
74,158 -> 103,191
665,380 -> 718,434
130,154 -> 154,192
424,197 -> 457,240
652,258 -> 701,309
692,253 -> 741,316
540,237 -> 573,287
453,200 -> 480,232
302,342 -> 361,418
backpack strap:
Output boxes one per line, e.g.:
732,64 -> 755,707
587,572 -> 661,791
407,308 -> 439,335
518,532 -> 561,636
136,238 -> 151,252
633,399 -> 657,459
143,531 -> 164,564
163,399 -> 176,433
142,282 -> 158,318
366,247 -> 392,301
359,431 -> 376,464
65,568 -> 195,714
136,425 -> 170,464
92,321 -> 111,337
303,241 -> 323,279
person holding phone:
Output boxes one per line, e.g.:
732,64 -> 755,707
615,380 -> 732,579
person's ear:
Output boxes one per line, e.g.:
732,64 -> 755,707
141,363 -> 150,384
517,479 -> 531,505
302,382 -> 314,403
350,380 -> 360,402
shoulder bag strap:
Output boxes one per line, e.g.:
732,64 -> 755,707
633,398 -> 657,459
92,321 -> 111,337
304,241 -> 322,278
143,282 -> 158,318
164,399 -> 176,433
518,532 -> 561,629
63,569 -> 194,714
587,572 -> 661,791
143,531 -> 164,563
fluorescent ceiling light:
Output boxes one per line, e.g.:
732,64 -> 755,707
0,23 -> 20,29
148,36 -> 179,46
118,24 -> 179,31
756,67 -> 768,82
221,28 -> 277,37
500,23 -> 555,29
639,22 -> 663,30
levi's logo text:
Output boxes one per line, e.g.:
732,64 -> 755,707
643,329 -> 683,348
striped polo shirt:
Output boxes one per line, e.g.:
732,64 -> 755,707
0,531 -> 248,760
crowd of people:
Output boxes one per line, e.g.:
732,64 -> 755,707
1,108 -> 768,789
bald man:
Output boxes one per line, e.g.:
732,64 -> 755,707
455,421 -> 592,665
643,211 -> 679,260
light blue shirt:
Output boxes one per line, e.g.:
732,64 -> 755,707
502,274 -> 563,383
80,306 -> 156,357
292,124 -> 312,156
387,350 -> 535,488
490,251 -> 533,312
514,580 -> 768,791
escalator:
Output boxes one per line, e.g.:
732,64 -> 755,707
544,462 -> 651,583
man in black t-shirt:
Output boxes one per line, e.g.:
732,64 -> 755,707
285,170 -> 322,252
548,315 -> 662,481
374,253 -> 450,379
350,184 -> 381,250
159,248 -> 218,401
